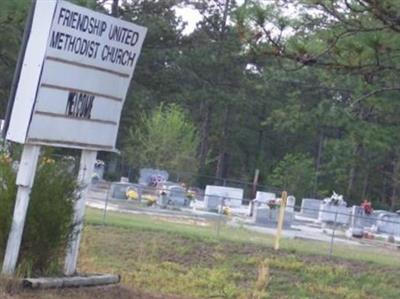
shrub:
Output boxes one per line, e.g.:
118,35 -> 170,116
0,155 -> 77,276
124,103 -> 200,176
0,153 -> 17,261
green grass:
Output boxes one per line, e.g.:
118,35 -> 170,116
86,208 -> 400,268
79,208 -> 400,299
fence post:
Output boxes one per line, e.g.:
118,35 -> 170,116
274,191 -> 288,250
216,197 -> 225,238
329,210 -> 338,257
102,185 -> 111,225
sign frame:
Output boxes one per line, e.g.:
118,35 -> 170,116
1,0 -> 147,275
4,0 -> 147,152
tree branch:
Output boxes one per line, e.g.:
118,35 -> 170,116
351,86 -> 400,107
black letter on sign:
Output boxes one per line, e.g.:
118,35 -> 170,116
66,91 -> 76,116
65,91 -> 95,119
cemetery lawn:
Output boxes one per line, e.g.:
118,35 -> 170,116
79,208 -> 400,299
2,208 -> 399,299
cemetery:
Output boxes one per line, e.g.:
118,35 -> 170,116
2,0 -> 400,298
89,177 -> 400,249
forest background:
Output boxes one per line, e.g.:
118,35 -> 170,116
1,0 -> 400,210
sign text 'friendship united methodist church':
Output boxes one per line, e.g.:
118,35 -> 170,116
6,0 -> 147,151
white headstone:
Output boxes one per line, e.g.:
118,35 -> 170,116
300,198 -> 322,219
318,204 -> 351,225
286,195 -> 296,211
377,213 -> 400,236
255,191 -> 276,203
204,185 -> 243,210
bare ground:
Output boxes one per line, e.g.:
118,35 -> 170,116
0,284 -> 189,299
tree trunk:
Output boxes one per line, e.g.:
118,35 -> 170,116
347,166 -> 355,198
313,130 -> 324,196
347,143 -> 362,198
111,0 -> 119,17
390,152 -> 400,211
215,106 -> 230,182
214,0 -> 232,183
380,176 -> 387,205
220,0 -> 231,38
199,102 -> 211,175
256,103 -> 266,165
361,171 -> 369,199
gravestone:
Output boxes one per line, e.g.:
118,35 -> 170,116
158,185 -> 187,207
108,182 -> 136,200
300,198 -> 322,219
204,185 -> 243,210
158,193 -> 169,207
286,196 -> 296,212
120,177 -> 129,183
377,212 -> 400,236
318,204 -> 350,225
318,193 -> 350,225
249,192 -> 276,216
350,206 -> 378,229
255,192 -> 276,204
348,206 -> 365,237
205,194 -> 221,210
253,206 -> 294,228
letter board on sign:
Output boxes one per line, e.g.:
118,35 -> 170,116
5,0 -> 147,151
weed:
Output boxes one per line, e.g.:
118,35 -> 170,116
77,210 -> 400,299
252,259 -> 270,299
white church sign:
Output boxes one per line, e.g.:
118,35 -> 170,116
6,0 -> 146,151
2,0 -> 146,276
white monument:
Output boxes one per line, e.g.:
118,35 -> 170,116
204,185 -> 243,210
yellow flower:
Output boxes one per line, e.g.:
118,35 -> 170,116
0,153 -> 12,165
223,207 -> 232,216
41,157 -> 56,166
126,189 -> 139,200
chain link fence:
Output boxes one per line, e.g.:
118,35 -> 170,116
88,178 -> 400,260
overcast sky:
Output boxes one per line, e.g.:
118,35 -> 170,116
174,6 -> 202,35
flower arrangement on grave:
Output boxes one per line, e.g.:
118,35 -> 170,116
94,159 -> 105,168
126,188 -> 139,200
323,191 -> 345,206
186,190 -> 195,201
267,199 -> 279,209
222,206 -> 231,216
361,199 -> 373,215
143,194 -> 157,206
